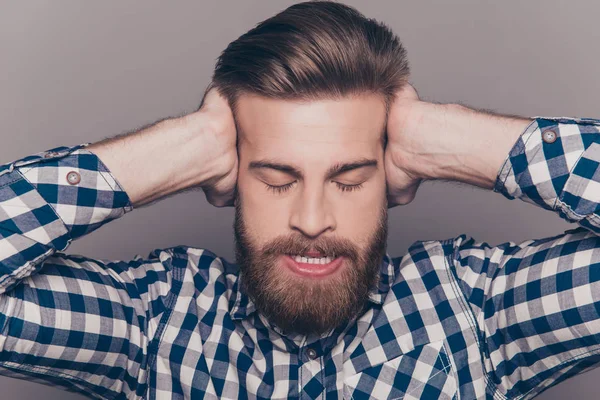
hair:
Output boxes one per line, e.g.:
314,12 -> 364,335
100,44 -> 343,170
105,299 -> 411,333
210,0 -> 410,128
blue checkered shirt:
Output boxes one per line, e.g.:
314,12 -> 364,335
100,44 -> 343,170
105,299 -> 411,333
2,117 -> 600,399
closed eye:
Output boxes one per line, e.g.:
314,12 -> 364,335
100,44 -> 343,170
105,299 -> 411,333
264,181 -> 364,194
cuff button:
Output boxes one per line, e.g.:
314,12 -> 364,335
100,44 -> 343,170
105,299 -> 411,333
542,130 -> 558,143
66,171 -> 81,185
306,348 -> 318,360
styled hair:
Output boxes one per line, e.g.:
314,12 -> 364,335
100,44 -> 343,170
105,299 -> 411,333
211,0 -> 410,122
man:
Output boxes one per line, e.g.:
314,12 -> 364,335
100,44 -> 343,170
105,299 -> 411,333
1,1 -> 599,399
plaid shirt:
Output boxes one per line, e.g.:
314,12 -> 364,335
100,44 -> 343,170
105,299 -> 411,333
1,117 -> 600,400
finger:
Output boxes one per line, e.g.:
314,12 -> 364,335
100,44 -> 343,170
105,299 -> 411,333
387,183 -> 419,207
205,192 -> 231,208
198,83 -> 228,112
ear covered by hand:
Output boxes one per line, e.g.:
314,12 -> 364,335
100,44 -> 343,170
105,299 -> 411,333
196,84 -> 239,208
197,81 -> 429,209
384,83 -> 425,208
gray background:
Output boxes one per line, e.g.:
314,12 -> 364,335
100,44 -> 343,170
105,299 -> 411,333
0,0 -> 598,398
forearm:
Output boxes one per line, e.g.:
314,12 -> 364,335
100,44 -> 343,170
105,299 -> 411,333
87,111 -> 223,207
404,100 -> 600,234
405,102 -> 532,189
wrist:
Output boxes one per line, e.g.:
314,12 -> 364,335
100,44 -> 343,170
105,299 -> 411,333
178,111 -> 233,189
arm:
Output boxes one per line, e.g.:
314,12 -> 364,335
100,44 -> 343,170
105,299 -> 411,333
384,86 -> 532,206
0,87 -> 237,395
86,87 -> 238,208
386,90 -> 600,398
1,87 -> 236,294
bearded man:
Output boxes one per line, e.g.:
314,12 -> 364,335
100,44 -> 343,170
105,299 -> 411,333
2,2 -> 600,399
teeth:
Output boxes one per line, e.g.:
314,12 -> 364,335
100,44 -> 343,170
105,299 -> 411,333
292,255 -> 334,264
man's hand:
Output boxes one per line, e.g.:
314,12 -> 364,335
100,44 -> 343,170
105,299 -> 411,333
195,86 -> 238,207
384,83 -> 532,208
385,84 -> 424,208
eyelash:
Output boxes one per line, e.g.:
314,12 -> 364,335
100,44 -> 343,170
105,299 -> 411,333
265,181 -> 363,194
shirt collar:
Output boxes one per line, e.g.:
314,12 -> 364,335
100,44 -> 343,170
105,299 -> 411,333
229,252 -> 395,321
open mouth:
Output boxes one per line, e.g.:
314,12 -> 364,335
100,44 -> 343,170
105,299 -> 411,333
282,254 -> 344,278
289,254 -> 336,264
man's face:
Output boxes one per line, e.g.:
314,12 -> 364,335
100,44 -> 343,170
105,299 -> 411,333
233,93 -> 388,336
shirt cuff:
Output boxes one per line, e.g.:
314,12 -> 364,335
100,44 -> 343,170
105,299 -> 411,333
13,143 -> 133,241
494,116 -> 600,214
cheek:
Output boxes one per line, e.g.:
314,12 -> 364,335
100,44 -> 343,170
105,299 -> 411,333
238,181 -> 289,239
334,181 -> 386,241
335,204 -> 382,246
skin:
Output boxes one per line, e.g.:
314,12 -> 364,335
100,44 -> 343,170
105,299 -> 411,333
234,93 -> 387,247
386,85 -> 532,195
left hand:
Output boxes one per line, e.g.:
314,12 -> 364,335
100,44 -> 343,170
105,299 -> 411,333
384,83 -> 424,208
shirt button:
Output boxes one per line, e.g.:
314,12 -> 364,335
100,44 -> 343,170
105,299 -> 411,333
542,130 -> 558,144
66,171 -> 81,185
306,348 -> 318,360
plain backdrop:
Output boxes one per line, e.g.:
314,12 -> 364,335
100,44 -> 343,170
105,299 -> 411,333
1,1 -> 599,399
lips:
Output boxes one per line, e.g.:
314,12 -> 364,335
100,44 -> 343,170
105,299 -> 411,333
282,254 -> 344,278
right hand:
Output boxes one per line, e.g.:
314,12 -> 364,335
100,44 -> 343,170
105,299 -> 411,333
194,84 -> 238,207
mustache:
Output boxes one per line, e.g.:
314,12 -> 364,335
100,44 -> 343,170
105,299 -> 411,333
260,233 -> 359,259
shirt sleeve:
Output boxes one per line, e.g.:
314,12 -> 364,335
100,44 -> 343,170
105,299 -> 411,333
452,117 -> 600,399
0,144 -> 175,397
0,143 -> 132,294
495,116 -> 600,234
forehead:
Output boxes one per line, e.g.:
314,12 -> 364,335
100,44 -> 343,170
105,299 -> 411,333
235,94 -> 386,153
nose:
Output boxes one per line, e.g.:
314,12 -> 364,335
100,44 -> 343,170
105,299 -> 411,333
289,185 -> 336,238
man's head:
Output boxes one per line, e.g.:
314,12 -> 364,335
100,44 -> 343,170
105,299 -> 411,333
213,1 -> 409,335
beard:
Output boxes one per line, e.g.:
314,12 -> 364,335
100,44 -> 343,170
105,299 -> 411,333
233,196 -> 388,336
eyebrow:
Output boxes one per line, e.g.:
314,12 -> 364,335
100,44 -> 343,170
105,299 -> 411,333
248,158 -> 378,181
